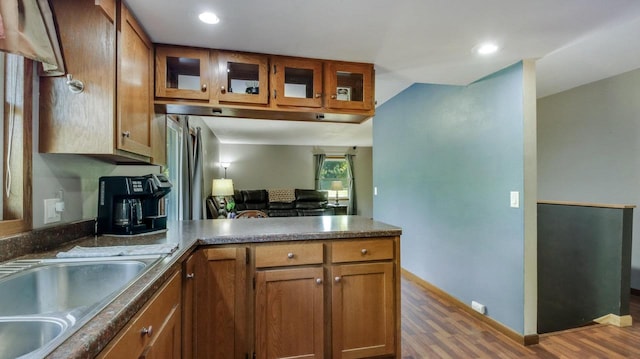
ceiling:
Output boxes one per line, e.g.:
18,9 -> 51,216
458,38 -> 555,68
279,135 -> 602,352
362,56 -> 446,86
127,0 -> 640,146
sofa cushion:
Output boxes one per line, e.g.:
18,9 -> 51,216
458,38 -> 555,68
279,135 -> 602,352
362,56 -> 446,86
295,189 -> 327,202
243,190 -> 268,204
269,201 -> 295,210
296,201 -> 326,209
245,202 -> 268,210
268,189 -> 295,203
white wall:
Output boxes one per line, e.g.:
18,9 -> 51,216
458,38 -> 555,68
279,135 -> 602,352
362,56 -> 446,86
538,67 -> 640,289
219,144 -> 373,217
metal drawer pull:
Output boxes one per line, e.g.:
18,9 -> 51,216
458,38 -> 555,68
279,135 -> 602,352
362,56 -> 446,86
361,249 -> 368,255
334,276 -> 341,283
287,252 -> 294,259
316,278 -> 322,284
186,273 -> 195,279
140,326 -> 153,337
201,84 -> 207,92
122,131 -> 131,138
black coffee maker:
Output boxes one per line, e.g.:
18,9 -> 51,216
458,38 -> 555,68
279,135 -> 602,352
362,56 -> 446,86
97,174 -> 172,235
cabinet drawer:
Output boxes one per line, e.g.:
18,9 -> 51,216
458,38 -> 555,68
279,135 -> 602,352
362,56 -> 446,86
98,270 -> 181,358
332,239 -> 394,263
255,243 -> 323,268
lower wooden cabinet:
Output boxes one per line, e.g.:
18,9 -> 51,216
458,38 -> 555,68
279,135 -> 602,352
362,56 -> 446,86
331,239 -> 396,358
255,266 -> 325,359
186,247 -> 247,359
184,237 -> 400,359
331,262 -> 395,358
98,270 -> 182,359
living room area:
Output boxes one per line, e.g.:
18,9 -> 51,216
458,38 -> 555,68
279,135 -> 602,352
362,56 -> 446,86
188,116 -> 374,220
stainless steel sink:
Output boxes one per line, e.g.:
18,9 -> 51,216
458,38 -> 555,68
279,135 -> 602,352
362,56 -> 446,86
0,255 -> 163,359
0,317 -> 67,359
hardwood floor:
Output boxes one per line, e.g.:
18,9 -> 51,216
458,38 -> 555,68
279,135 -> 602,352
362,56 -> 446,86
402,274 -> 640,358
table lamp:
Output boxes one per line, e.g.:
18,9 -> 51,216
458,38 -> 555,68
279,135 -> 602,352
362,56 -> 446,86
212,179 -> 234,218
330,181 -> 343,205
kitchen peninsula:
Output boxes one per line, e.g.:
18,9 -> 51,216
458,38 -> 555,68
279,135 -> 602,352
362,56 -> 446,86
34,216 -> 401,359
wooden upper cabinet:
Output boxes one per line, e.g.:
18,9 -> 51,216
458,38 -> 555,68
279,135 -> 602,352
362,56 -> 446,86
324,61 -> 374,111
152,45 -> 376,122
118,2 -> 152,157
215,51 -> 269,105
270,57 -> 323,108
155,46 -> 211,100
39,0 -> 158,162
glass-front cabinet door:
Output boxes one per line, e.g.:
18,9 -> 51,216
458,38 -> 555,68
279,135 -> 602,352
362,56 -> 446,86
271,57 -> 323,108
215,51 -> 269,105
325,62 -> 374,111
155,46 -> 211,100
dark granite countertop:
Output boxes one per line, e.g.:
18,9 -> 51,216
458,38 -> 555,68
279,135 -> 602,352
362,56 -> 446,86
41,216 -> 401,358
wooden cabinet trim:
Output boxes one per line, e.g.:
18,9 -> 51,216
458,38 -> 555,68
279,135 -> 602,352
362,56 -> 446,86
204,247 -> 239,260
95,0 -> 116,22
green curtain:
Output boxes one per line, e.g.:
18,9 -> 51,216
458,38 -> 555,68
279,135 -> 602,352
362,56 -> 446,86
314,154 -> 325,190
345,154 -> 357,215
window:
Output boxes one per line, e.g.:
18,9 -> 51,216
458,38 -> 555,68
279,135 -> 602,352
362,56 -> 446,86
0,53 -> 33,236
318,157 -> 350,201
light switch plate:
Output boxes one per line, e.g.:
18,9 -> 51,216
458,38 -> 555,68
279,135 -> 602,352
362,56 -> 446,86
510,191 -> 519,208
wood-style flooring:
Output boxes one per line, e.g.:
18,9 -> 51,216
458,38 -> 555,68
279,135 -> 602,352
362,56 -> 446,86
402,274 -> 640,358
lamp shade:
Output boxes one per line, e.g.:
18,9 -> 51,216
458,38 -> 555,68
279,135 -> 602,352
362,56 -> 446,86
212,179 -> 234,196
330,181 -> 343,191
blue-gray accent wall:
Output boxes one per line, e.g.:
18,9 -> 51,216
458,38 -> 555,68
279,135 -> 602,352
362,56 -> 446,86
373,62 -> 527,333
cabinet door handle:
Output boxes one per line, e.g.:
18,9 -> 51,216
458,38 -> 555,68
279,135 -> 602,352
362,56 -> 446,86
316,278 -> 322,284
140,325 -> 153,337
201,84 -> 207,92
334,276 -> 341,283
330,94 -> 337,99
315,93 -> 321,98
361,249 -> 368,255
220,86 -> 226,94
122,131 -> 131,138
273,89 -> 277,99
287,252 -> 294,259
186,273 -> 195,279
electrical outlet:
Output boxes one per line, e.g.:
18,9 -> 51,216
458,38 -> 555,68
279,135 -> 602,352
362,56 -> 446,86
44,198 -> 62,224
472,300 -> 487,315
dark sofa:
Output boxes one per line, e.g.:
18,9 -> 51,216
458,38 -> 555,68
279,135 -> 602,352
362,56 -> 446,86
207,189 -> 334,218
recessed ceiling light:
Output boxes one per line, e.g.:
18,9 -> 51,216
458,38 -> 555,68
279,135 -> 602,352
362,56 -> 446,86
199,12 -> 220,24
476,43 -> 499,55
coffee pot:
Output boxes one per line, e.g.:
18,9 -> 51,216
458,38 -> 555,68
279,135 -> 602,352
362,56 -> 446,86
97,174 -> 172,235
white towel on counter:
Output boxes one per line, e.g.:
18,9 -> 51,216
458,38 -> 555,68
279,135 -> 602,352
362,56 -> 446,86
56,243 -> 178,258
